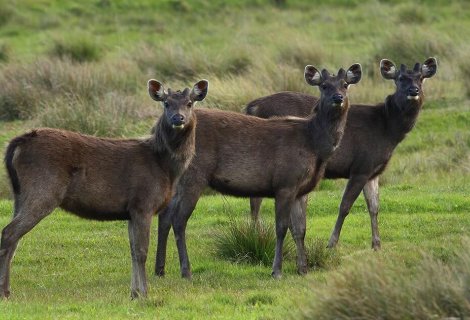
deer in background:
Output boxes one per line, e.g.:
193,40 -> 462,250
246,57 -> 437,250
0,79 -> 209,299
155,64 -> 362,279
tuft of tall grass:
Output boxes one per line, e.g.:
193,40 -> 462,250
35,93 -> 143,137
131,42 -> 252,80
374,26 -> 454,67
0,58 -> 142,121
213,218 -> 293,266
49,34 -> 102,63
0,2 -> 13,27
396,3 -> 430,24
0,42 -> 9,62
305,238 -> 341,271
298,242 -> 470,319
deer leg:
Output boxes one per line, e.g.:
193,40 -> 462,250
128,212 -> 152,299
272,191 -> 295,278
249,197 -> 263,223
363,177 -> 381,250
289,194 -> 308,275
155,204 -> 173,277
0,197 -> 58,298
327,175 -> 369,248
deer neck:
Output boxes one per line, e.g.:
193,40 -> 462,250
383,94 -> 422,143
308,101 -> 349,160
152,115 -> 197,181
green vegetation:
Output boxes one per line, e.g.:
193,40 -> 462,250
0,0 -> 469,319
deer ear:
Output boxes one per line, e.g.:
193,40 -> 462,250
380,59 -> 397,80
421,57 -> 437,79
148,79 -> 166,101
346,63 -> 362,84
190,79 -> 209,102
304,65 -> 322,86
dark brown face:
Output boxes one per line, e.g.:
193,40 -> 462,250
304,64 -> 362,110
148,79 -> 209,130
380,57 -> 437,106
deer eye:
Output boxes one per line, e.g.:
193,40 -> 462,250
187,101 -> 192,107
163,101 -> 169,108
343,83 -> 349,89
321,83 -> 328,90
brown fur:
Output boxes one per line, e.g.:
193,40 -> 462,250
246,58 -> 438,250
155,64 -> 362,278
0,79 -> 208,299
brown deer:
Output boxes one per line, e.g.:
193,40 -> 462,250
155,64 -> 362,279
0,79 -> 209,299
246,57 -> 437,250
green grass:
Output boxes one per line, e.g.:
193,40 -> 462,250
0,0 -> 469,318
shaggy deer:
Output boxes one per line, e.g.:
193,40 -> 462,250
0,79 -> 209,299
246,57 -> 437,249
155,64 -> 362,279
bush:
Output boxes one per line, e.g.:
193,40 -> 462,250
214,218 -> 293,266
298,243 -> 470,319
49,34 -> 102,63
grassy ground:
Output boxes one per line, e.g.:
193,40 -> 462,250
0,0 -> 469,318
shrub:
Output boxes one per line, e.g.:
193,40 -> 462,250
49,34 -> 102,63
214,218 -> 293,266
298,243 -> 470,319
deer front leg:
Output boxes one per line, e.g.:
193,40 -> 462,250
363,176 -> 381,250
328,175 -> 369,248
128,212 -> 152,299
155,205 -> 173,277
272,191 -> 295,278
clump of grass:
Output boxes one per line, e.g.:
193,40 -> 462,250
0,2 -> 13,27
305,238 -> 341,271
214,218 -> 293,266
0,58 -> 141,121
278,40 -> 325,68
396,3 -> 429,24
0,42 -> 9,62
36,93 -> 143,137
49,34 -> 102,63
374,26 -> 454,66
298,244 -> 470,319
131,42 -> 252,80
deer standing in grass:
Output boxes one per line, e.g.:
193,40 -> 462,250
246,58 -> 437,249
0,79 -> 209,299
155,64 -> 362,279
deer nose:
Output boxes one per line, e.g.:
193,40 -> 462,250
332,93 -> 344,104
408,86 -> 419,96
171,114 -> 185,126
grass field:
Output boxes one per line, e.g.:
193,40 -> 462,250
0,0 -> 469,319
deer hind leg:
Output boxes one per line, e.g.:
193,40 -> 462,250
289,194 -> 309,275
0,193 -> 61,298
328,175 -> 369,248
249,197 -> 263,223
363,176 -> 381,250
128,211 -> 153,299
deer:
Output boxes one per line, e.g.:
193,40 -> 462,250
154,64 -> 362,279
245,57 -> 437,250
0,79 -> 209,299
